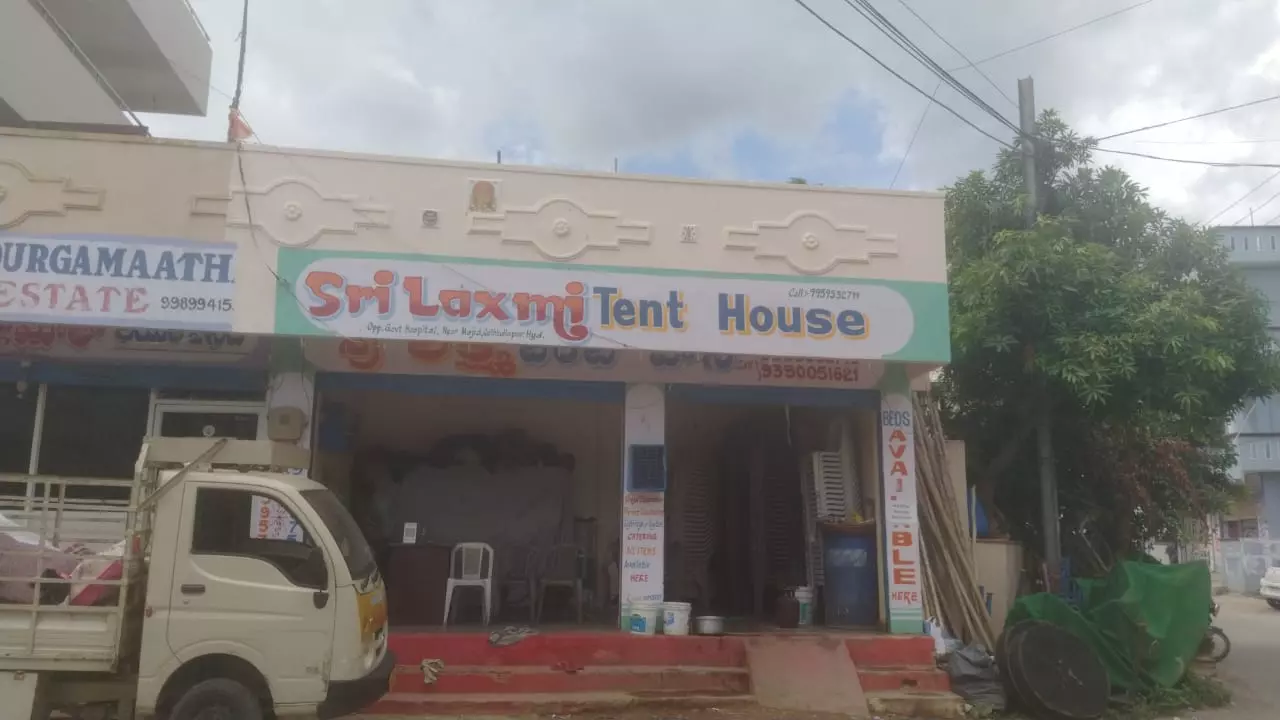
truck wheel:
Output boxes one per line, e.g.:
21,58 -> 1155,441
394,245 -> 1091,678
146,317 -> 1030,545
169,678 -> 262,720
1268,599 -> 1280,610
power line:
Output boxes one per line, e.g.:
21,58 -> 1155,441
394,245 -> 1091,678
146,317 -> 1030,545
1097,94 -> 1280,142
1136,138 -> 1280,146
891,0 -> 1014,107
952,0 -> 1159,70
1204,170 -> 1280,225
837,0 -> 1022,136
786,0 -> 1015,149
892,79 -> 942,188
1094,147 -> 1280,169
1230,187 -> 1280,226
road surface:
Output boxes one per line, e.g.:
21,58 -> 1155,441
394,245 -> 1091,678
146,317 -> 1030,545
1195,593 -> 1280,720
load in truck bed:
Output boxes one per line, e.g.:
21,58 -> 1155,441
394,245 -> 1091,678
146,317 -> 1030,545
0,474 -> 142,673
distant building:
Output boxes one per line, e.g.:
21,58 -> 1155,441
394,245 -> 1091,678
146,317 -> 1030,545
1217,226 -> 1280,536
1214,225 -> 1280,592
0,0 -> 211,133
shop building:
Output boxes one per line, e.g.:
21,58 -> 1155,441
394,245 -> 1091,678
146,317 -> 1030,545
0,128 -> 948,650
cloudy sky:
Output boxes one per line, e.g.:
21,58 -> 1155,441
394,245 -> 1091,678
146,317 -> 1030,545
145,0 -> 1280,225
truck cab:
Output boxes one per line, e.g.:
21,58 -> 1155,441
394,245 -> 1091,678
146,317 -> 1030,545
0,437 -> 393,720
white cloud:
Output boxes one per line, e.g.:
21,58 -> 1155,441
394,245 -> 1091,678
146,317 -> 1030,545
143,0 -> 1280,223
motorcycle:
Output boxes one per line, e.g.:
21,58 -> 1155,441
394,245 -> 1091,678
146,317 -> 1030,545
1199,601 -> 1231,663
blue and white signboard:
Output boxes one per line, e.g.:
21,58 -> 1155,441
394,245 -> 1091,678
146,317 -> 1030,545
0,234 -> 236,330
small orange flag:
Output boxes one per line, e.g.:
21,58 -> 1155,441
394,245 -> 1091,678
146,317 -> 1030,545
227,108 -> 254,143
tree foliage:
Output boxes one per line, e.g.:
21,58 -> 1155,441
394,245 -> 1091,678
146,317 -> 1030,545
942,111 -> 1280,570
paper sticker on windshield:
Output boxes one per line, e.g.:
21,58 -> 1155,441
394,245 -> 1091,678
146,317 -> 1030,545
250,496 -> 304,542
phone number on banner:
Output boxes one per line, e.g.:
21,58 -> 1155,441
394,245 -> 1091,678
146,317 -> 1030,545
756,358 -> 859,383
160,297 -> 234,313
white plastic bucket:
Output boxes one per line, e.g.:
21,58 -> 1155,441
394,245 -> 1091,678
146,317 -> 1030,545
662,602 -> 692,636
795,587 -> 815,626
629,601 -> 662,636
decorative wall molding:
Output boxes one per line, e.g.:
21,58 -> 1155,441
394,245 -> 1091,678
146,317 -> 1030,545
191,176 -> 390,248
468,196 -> 652,261
724,210 -> 899,275
0,159 -> 104,229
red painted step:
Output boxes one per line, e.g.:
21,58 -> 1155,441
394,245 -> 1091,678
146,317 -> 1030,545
845,635 -> 934,668
389,632 -> 747,668
366,691 -> 754,717
856,666 -> 951,692
389,664 -> 751,695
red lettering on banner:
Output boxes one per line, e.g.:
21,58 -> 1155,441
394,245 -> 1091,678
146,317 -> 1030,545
125,287 -> 148,313
890,460 -> 908,476
889,429 -> 907,443
893,567 -> 918,585
307,272 -> 345,317
475,291 -> 510,320
404,277 -> 440,317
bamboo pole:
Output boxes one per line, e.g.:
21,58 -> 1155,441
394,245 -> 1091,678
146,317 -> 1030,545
912,392 -> 997,649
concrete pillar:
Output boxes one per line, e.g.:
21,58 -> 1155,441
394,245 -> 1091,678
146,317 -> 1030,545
879,367 -> 924,634
266,339 -> 315,475
620,384 -> 666,612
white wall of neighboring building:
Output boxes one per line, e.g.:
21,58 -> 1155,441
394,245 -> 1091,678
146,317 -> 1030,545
0,1 -> 132,127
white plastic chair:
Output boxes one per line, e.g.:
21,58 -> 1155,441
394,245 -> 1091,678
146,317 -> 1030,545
444,542 -> 495,627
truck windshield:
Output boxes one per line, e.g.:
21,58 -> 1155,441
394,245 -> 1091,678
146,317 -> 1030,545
302,488 -> 377,583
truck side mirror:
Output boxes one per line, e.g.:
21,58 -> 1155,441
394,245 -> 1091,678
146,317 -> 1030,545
313,590 -> 330,609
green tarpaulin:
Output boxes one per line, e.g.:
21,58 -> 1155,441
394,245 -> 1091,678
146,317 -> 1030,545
1004,560 -> 1211,689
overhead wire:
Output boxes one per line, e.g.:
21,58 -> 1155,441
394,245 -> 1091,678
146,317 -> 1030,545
882,0 -> 1163,185
1093,147 -> 1280,169
891,80 -> 942,188
785,0 -> 1014,149
835,0 -> 1022,136
1096,93 -> 1280,142
890,0 -> 1014,107
1229,187 -> 1280,226
951,0 -> 1159,70
1204,170 -> 1280,225
1136,138 -> 1280,146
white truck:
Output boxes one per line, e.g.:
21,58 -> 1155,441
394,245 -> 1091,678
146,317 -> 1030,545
0,437 -> 393,720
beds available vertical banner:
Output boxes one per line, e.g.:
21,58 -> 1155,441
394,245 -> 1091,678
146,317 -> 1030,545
881,390 -> 924,634
621,492 -> 664,603
621,384 -> 666,606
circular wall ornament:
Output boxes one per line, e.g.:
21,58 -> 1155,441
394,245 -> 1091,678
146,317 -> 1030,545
802,232 -> 821,250
283,202 -> 304,221
552,218 -> 572,237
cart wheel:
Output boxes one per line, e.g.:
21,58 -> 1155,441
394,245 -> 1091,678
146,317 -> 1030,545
1199,626 -> 1231,663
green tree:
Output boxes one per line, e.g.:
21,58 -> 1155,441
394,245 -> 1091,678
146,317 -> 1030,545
943,111 -> 1279,570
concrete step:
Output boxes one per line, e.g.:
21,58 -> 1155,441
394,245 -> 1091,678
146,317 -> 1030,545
856,665 -> 951,692
365,691 -> 755,716
866,689 -> 966,719
390,664 -> 751,695
845,634 -> 935,667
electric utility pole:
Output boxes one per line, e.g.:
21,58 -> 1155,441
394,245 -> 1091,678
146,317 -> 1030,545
1019,76 -> 1062,589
